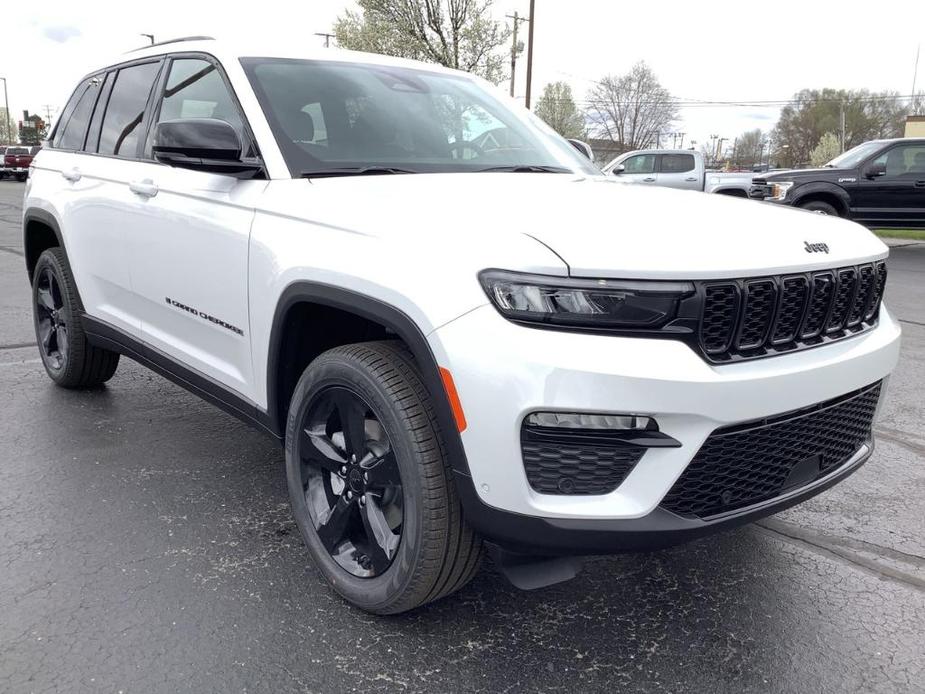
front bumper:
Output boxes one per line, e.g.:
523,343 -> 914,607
429,303 -> 900,550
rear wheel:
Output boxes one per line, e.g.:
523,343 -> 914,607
285,341 -> 482,614
798,199 -> 839,216
31,248 -> 120,387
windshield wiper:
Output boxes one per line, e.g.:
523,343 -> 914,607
475,164 -> 572,173
300,166 -> 419,178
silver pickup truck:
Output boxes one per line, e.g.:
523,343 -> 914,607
601,149 -> 753,197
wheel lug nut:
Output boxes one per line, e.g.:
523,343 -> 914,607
363,472 -> 369,483
360,495 -> 366,506
340,465 -> 347,475
346,491 -> 353,499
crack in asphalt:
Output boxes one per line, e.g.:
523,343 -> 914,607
0,245 -> 24,257
899,318 -> 925,327
875,426 -> 925,458
756,519 -> 925,592
0,342 -> 36,351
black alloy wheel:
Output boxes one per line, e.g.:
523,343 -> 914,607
35,265 -> 69,371
295,386 -> 403,578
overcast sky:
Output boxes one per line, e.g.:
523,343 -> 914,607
1,0 -> 922,147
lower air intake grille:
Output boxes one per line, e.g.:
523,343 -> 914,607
660,382 -> 881,518
521,426 -> 645,495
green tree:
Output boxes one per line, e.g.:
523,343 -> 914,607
585,62 -> 678,152
334,0 -> 510,83
809,132 -> 841,167
534,82 -> 585,139
772,89 -> 907,167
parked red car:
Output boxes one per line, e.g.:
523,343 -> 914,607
3,146 -> 34,181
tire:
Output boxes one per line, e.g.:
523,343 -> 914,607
285,341 -> 482,614
31,248 -> 120,388
16,173 -> 27,182
798,199 -> 839,216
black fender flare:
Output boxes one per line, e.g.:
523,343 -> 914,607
790,182 -> 851,215
22,208 -> 86,311
266,281 -> 473,479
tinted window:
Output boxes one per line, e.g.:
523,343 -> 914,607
98,61 -> 160,157
148,58 -> 245,156
240,57 -> 599,177
872,145 -> 925,177
660,153 -> 695,173
623,154 -> 656,174
52,78 -> 93,148
85,71 -> 114,153
57,78 -> 101,150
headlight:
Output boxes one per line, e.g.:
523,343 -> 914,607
767,181 -> 793,201
479,270 -> 694,330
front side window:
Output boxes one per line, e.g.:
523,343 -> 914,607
98,61 -> 161,157
240,57 -> 599,176
623,154 -> 655,174
871,145 -> 925,177
660,153 -> 694,173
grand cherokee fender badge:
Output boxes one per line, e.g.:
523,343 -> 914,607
165,297 -> 244,336
804,241 -> 829,254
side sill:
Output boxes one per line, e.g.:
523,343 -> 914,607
82,314 -> 281,443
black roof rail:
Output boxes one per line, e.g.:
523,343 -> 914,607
127,36 -> 215,53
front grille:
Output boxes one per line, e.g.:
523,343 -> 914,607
660,382 -> 881,519
699,262 -> 886,362
521,426 -> 645,495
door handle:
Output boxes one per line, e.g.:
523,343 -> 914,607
685,177 -> 698,182
915,180 -> 925,188
643,177 -> 656,182
129,179 -> 159,198
61,168 -> 81,182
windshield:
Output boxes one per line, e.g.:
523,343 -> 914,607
6,147 -> 29,155
825,141 -> 883,169
240,57 -> 599,177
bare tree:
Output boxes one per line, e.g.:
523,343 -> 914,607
732,129 -> 764,168
585,62 -> 678,153
534,82 -> 585,140
334,0 -> 510,83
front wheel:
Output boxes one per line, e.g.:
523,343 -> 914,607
798,199 -> 839,216
285,341 -> 482,614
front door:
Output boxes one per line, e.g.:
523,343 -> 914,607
615,152 -> 658,185
854,143 -> 925,226
125,55 -> 265,401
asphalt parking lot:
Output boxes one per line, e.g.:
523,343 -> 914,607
1,179 -> 924,693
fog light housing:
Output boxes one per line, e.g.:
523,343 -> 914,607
525,412 -> 656,431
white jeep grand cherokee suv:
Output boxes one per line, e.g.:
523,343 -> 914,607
23,38 -> 900,614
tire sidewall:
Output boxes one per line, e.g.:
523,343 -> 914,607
32,250 -> 78,383
800,200 -> 837,216
285,354 -> 428,612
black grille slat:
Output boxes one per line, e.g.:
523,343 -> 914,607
521,428 -> 645,495
770,276 -> 808,345
847,264 -> 875,328
660,383 -> 881,518
826,268 -> 858,333
701,284 -> 739,354
698,263 -> 885,363
864,262 -> 887,322
736,280 -> 777,350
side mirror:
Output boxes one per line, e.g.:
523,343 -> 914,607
613,163 -> 626,175
567,139 -> 593,160
864,162 -> 886,179
153,118 -> 260,175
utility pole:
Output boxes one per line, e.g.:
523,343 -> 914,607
506,12 -> 528,98
524,0 -> 536,109
0,77 -> 11,145
839,101 -> 846,153
731,137 -> 738,167
315,32 -> 335,48
912,44 -> 921,101
140,33 -> 155,45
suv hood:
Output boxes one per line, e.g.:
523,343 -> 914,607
756,167 -> 848,182
295,173 -> 886,280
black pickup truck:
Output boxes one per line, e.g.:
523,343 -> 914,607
750,138 -> 925,228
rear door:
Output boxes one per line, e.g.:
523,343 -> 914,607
616,152 -> 658,184
123,54 -> 265,401
657,152 -> 699,190
855,143 -> 925,226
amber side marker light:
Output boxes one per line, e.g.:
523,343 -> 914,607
439,367 -> 468,433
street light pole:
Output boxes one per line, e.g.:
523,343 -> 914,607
0,77 -> 12,145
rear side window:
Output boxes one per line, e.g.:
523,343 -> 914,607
660,153 -> 695,174
98,61 -> 161,157
56,78 -> 102,150
52,77 -> 93,149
